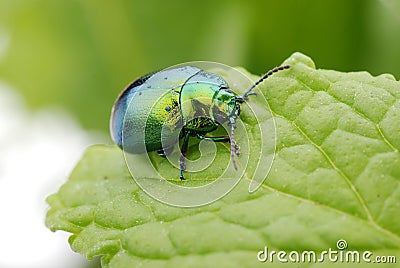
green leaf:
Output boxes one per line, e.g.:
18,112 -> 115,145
46,53 -> 400,267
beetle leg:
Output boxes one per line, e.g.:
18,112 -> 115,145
157,146 -> 174,158
179,131 -> 191,180
201,135 -> 230,143
201,134 -> 240,159
157,150 -> 167,158
200,135 -> 239,151
228,118 -> 239,171
233,143 -> 240,156
199,135 -> 240,153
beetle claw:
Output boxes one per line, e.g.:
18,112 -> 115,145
180,170 -> 186,180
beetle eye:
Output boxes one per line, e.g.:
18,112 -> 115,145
165,106 -> 171,112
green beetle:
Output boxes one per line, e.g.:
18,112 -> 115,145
110,64 -> 290,180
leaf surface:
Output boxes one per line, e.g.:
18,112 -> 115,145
46,53 -> 400,267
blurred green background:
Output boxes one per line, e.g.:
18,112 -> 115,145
0,0 -> 399,134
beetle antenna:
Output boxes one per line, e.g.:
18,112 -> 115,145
242,64 -> 290,100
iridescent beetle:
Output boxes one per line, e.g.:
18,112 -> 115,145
110,64 -> 290,180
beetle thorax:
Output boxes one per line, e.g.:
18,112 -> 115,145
180,85 -> 236,133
